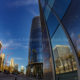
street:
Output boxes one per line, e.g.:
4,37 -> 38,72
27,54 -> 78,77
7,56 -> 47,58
0,72 -> 32,80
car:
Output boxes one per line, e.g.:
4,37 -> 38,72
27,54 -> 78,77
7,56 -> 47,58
4,70 -> 10,74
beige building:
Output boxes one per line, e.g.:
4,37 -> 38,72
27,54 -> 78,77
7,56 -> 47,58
9,58 -> 14,73
0,41 -> 2,50
0,53 -> 5,72
21,66 -> 24,74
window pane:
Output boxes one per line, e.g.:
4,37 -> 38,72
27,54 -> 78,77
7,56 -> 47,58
40,0 -> 46,11
51,25 -> 78,80
53,0 -> 71,19
48,0 -> 55,8
42,24 -> 54,80
62,0 -> 80,63
44,5 -> 51,21
46,12 -> 59,37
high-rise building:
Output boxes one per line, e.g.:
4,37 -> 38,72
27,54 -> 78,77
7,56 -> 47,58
0,56 -> 2,71
9,58 -> 14,73
0,53 -> 5,62
53,45 -> 70,60
14,64 -> 18,71
0,53 -> 5,71
21,66 -> 24,73
0,41 -> 2,50
29,16 -> 43,63
10,58 -> 14,67
38,0 -> 80,80
28,16 -> 43,78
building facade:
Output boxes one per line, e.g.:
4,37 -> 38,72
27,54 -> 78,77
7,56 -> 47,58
0,53 -> 5,72
29,16 -> 43,63
39,0 -> 80,80
28,16 -> 43,78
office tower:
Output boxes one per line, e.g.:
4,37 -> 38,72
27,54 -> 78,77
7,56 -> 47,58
21,66 -> 24,73
9,58 -> 14,73
10,58 -> 14,67
14,64 -> 18,71
29,16 -> 43,63
53,45 -> 70,60
0,41 -> 2,50
0,53 -> 5,71
0,53 -> 5,62
0,56 -> 2,71
28,16 -> 43,78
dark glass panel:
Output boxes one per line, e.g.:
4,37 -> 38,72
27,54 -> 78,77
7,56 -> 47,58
41,20 -> 54,80
51,25 -> 78,80
46,11 -> 59,37
44,5 -> 51,21
62,0 -> 80,63
53,0 -> 71,19
48,0 -> 55,8
40,0 -> 46,11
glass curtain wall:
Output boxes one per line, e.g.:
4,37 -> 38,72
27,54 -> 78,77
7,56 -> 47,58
39,0 -> 80,80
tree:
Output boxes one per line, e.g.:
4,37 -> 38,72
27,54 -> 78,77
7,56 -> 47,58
60,56 -> 66,72
68,54 -> 74,71
55,58 -> 61,74
65,55 -> 70,71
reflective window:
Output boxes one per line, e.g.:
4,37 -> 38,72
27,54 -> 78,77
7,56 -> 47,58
44,5 -> 51,21
62,0 -> 80,64
51,25 -> 78,80
42,25 -> 54,80
40,0 -> 46,11
46,12 -> 59,37
49,0 -> 55,8
53,0 -> 71,19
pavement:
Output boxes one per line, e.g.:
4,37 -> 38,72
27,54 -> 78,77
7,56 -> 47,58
0,72 -> 43,80
0,72 -> 32,80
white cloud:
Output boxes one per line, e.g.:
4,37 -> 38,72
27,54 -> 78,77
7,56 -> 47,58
28,8 -> 39,16
2,39 -> 29,49
3,40 -> 13,48
7,0 -> 39,16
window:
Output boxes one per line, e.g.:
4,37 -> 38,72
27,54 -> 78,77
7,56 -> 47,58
52,0 -> 71,19
62,0 -> 80,64
44,5 -> 51,21
51,25 -> 78,80
46,12 -> 59,37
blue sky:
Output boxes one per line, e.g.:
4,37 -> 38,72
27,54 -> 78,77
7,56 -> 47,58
0,0 -> 39,71
51,25 -> 70,48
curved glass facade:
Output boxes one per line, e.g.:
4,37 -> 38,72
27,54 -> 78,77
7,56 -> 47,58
29,16 -> 43,63
27,16 -> 43,78
39,0 -> 80,80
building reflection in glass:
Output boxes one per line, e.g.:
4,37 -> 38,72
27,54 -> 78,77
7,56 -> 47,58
62,0 -> 80,63
41,21 -> 54,80
51,26 -> 78,80
39,0 -> 79,80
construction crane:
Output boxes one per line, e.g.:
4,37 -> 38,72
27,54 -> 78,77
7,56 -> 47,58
0,47 -> 6,55
0,46 -> 13,55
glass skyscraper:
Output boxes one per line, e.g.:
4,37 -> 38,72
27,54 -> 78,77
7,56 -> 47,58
27,16 -> 43,78
29,16 -> 43,63
39,0 -> 80,80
